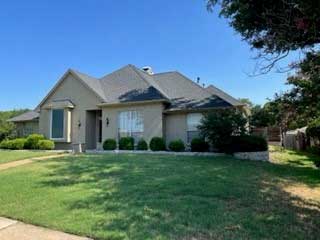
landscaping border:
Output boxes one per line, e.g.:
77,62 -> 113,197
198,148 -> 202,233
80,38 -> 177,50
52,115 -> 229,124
86,149 -> 270,161
233,151 -> 269,161
86,150 -> 225,157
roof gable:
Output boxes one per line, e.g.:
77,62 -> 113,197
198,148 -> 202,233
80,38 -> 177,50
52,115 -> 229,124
36,69 -> 105,110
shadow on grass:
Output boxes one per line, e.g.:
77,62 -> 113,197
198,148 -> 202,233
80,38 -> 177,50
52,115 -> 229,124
38,153 -> 320,240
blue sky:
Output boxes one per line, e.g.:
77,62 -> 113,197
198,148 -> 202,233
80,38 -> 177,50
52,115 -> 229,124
0,0 -> 299,110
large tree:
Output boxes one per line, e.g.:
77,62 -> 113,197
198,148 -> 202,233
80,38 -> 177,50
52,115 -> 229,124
0,109 -> 29,141
207,0 -> 320,72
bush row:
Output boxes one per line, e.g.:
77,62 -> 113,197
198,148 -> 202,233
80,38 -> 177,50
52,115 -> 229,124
216,135 -> 268,154
102,137 -> 211,152
103,137 -> 167,151
0,134 -> 55,150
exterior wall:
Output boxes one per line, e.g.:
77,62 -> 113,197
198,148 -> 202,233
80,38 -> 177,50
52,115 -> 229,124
15,121 -> 39,137
39,74 -> 101,149
102,102 -> 164,144
164,113 -> 187,146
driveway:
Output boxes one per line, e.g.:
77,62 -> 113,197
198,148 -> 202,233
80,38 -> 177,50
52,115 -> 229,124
0,217 -> 92,240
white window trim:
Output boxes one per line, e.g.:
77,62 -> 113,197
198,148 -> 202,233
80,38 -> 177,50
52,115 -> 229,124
117,110 -> 144,138
187,113 -> 203,131
186,113 -> 203,143
50,109 -> 65,141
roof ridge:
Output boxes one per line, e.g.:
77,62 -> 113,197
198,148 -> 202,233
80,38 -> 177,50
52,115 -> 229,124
70,69 -> 98,80
128,65 -> 170,100
205,84 -> 244,106
99,64 -> 132,80
172,71 -> 212,96
153,71 -> 176,76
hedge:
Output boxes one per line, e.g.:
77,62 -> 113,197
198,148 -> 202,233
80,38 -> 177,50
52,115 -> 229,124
168,139 -> 185,152
150,137 -> 166,151
25,134 -> 45,149
0,138 -> 27,150
190,138 -> 209,152
137,139 -> 148,150
229,135 -> 268,153
103,139 -> 117,150
119,137 -> 134,150
37,140 -> 55,150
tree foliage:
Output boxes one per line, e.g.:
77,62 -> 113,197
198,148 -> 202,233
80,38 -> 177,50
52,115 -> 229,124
198,108 -> 247,151
266,51 -> 320,131
250,104 -> 276,128
0,109 -> 29,141
207,0 -> 320,72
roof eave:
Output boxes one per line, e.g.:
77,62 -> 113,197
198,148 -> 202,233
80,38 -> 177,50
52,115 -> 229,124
97,99 -> 169,107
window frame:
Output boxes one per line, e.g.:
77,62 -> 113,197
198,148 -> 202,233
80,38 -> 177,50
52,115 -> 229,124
186,113 -> 203,143
50,108 -> 65,140
118,110 -> 144,140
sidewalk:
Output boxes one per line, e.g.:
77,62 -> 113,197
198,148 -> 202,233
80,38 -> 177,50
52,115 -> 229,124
0,217 -> 92,240
0,154 -> 69,171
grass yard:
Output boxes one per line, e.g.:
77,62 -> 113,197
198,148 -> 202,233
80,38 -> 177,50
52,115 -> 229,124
0,150 -> 60,164
0,147 -> 319,239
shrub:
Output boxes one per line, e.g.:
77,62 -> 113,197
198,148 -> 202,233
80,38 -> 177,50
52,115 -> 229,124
103,139 -> 117,150
0,140 -> 9,149
137,139 -> 148,150
229,135 -> 268,153
11,138 -> 27,150
306,118 -> 320,142
25,134 -> 45,149
306,146 -> 320,156
37,140 -> 55,150
119,137 -> 134,150
150,137 -> 166,151
168,139 -> 185,152
0,138 -> 26,150
190,138 -> 209,152
198,109 -> 247,152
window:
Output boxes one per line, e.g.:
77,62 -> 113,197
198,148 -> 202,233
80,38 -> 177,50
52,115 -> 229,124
118,111 -> 143,141
187,113 -> 203,143
51,109 -> 64,139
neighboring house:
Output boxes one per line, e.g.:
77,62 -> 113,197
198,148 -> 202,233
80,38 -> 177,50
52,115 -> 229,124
8,111 -> 39,137
10,64 -> 246,150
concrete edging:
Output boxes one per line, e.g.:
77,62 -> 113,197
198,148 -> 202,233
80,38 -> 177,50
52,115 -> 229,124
86,150 -> 225,157
86,149 -> 269,161
233,151 -> 269,161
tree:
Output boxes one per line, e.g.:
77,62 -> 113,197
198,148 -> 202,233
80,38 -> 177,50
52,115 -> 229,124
265,51 -> 320,132
198,108 -> 247,151
238,98 -> 253,108
207,0 -> 320,72
250,104 -> 276,127
285,51 -> 320,120
0,109 -> 29,141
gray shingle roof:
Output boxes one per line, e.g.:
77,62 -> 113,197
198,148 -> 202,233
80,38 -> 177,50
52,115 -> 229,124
8,111 -> 39,122
43,64 -> 239,111
205,85 -> 244,106
98,65 -> 168,103
153,71 -> 232,110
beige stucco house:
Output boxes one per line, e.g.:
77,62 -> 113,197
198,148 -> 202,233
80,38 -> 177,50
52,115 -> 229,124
9,64 -> 246,150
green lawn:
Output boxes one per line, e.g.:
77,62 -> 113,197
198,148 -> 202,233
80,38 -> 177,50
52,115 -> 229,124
0,148 -> 319,239
0,150 -> 60,164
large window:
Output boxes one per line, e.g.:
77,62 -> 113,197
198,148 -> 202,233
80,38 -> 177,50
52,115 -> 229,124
118,111 -> 143,141
187,113 -> 203,143
51,109 -> 64,139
